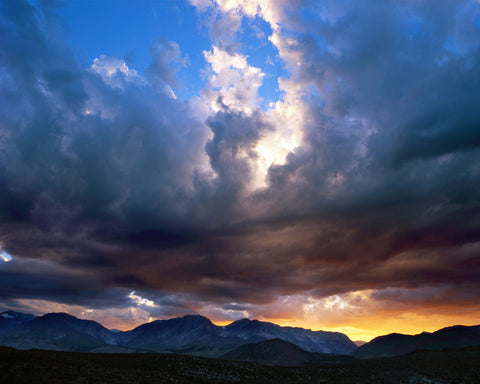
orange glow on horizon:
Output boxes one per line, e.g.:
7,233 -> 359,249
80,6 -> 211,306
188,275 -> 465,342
100,306 -> 480,341
13,299 -> 480,342
215,311 -> 480,342
102,314 -> 480,342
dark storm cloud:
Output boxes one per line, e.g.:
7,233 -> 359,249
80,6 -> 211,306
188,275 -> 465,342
1,0 -> 480,318
0,0 -> 206,231
302,0 -> 480,167
0,0 -> 209,309
0,255 -> 132,309
242,0 -> 480,303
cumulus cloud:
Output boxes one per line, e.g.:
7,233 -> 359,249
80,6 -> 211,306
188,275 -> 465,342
90,55 -> 141,88
203,46 -> 264,113
1,0 -> 480,337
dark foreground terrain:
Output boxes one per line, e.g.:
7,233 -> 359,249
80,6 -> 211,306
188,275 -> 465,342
1,345 -> 479,384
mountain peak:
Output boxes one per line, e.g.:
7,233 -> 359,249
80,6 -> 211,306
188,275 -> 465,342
173,315 -> 214,326
226,318 -> 251,328
131,314 -> 215,333
226,318 -> 274,329
41,312 -> 77,320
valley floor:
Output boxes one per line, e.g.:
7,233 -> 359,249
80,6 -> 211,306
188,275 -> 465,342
1,346 -> 479,384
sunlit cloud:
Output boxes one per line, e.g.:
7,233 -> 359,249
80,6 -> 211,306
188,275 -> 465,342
90,55 -> 141,87
0,245 -> 12,262
128,291 -> 159,308
203,46 -> 264,114
0,251 -> 12,263
202,303 -> 251,323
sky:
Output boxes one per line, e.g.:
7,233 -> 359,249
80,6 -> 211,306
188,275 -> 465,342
0,0 -> 479,342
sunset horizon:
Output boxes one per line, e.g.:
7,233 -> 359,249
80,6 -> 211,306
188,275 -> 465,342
3,304 -> 479,343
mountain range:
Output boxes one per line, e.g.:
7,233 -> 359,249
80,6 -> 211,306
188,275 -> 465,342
0,311 -> 356,357
1,310 -> 479,362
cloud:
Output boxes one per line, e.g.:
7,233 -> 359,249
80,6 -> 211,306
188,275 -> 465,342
147,39 -> 188,87
1,0 -> 480,338
0,253 -> 12,263
188,0 -> 480,324
203,46 -> 264,113
90,55 -> 141,88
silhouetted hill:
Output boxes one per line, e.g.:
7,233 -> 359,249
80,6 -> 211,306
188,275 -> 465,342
220,338 -> 355,366
354,324 -> 480,358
